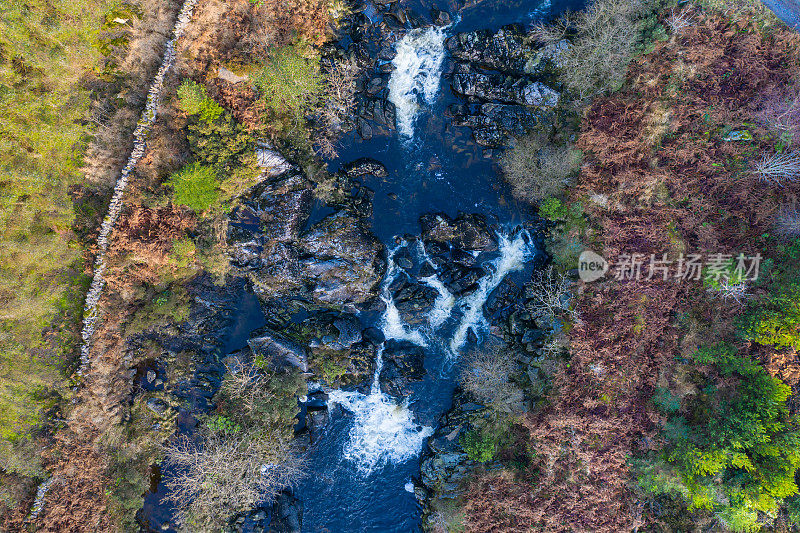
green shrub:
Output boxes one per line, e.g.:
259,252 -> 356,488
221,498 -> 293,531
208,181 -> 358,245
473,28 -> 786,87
702,258 -> 745,291
177,80 -> 223,123
460,429 -> 497,463
739,295 -> 800,350
736,237 -> 800,350
538,197 -> 570,221
638,344 -> 800,531
187,112 -> 253,173
206,415 -> 241,435
652,387 -> 681,414
168,163 -> 219,212
254,42 -> 325,120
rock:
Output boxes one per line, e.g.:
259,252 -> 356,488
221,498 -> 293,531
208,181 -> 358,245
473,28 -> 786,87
357,117 -> 373,139
306,409 -> 329,442
146,370 -> 156,383
392,279 -> 439,325
366,76 -> 388,96
248,330 -> 308,372
431,8 -> 451,26
452,71 -> 559,108
521,328 -> 543,344
270,492 -> 302,533
217,66 -> 249,84
447,26 -> 529,73
252,510 -> 267,522
256,141 -> 292,177
379,340 -> 426,396
362,327 -> 385,345
298,212 -> 385,305
333,315 -> 363,347
525,39 -> 571,74
450,248 -> 476,267
242,171 -> 313,243
453,103 -> 543,147
342,157 -> 388,178
723,129 -> 753,141
145,397 -> 169,416
420,212 -> 496,251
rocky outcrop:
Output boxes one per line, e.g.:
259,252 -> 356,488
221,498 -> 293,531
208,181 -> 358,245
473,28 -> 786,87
452,70 -> 559,107
379,340 -> 426,396
446,25 -> 529,73
447,25 -> 563,147
342,157 -> 388,179
298,212 -> 385,305
451,102 -> 547,148
420,212 -> 496,252
248,329 -> 308,372
415,389 -> 489,528
229,170 -> 385,308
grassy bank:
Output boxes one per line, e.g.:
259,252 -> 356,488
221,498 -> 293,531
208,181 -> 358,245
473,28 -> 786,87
0,0 -> 119,510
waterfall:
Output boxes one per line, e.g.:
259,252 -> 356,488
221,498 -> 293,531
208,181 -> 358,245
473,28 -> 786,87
449,230 -> 532,354
327,230 -> 534,474
77,0 -> 199,373
328,244 -> 433,474
387,26 -> 448,137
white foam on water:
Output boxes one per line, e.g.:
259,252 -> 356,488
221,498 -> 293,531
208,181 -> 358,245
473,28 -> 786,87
404,480 -> 415,493
381,295 -> 428,346
329,243 -> 433,473
449,231 -> 532,354
328,231 -> 533,474
421,275 -> 455,329
328,390 -> 433,474
528,0 -> 553,19
388,26 -> 448,137
379,245 -> 428,347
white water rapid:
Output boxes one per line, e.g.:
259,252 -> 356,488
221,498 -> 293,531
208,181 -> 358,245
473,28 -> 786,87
387,26 -> 448,137
449,231 -> 532,353
328,230 -> 534,474
77,0 -> 199,373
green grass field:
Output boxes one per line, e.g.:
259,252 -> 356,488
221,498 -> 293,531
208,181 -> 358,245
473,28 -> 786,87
0,0 -> 113,480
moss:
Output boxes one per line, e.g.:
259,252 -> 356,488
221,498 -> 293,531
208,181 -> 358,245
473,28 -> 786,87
125,286 -> 192,335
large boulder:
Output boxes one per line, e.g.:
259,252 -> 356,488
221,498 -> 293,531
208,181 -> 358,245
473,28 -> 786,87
420,212 -> 496,252
248,329 -> 308,372
379,340 -> 426,396
452,103 -> 544,147
452,70 -> 559,108
342,157 -> 388,179
298,212 -> 385,306
389,277 -> 439,326
447,25 -> 530,73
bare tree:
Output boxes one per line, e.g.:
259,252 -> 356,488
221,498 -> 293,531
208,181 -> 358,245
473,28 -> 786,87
525,265 -> 577,324
163,430 -> 304,532
461,345 -> 524,414
557,0 -> 648,99
313,56 -> 360,158
752,151 -> 800,186
500,133 -> 582,203
666,7 -> 694,35
529,13 -> 571,45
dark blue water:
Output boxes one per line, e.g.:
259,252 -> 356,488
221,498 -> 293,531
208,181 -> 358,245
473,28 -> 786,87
297,0 -> 580,531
